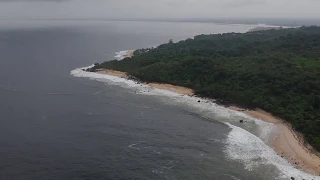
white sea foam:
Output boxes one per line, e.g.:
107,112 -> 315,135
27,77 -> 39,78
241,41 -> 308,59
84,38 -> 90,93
114,50 -> 133,60
225,123 -> 319,180
71,64 -> 320,180
71,65 -> 144,88
128,143 -> 140,150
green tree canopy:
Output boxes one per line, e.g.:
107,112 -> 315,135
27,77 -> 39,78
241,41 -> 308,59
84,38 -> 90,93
95,26 -> 320,151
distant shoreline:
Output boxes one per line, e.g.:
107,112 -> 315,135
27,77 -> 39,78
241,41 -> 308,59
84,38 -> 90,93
125,50 -> 134,59
94,68 -> 320,176
247,26 -> 282,32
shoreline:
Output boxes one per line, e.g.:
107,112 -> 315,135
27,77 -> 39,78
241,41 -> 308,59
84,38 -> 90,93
114,50 -> 134,60
228,106 -> 320,175
96,68 -> 320,176
128,50 -> 134,58
96,69 -> 194,95
126,50 -> 134,58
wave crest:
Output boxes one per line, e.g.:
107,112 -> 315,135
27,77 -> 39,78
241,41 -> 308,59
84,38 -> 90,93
71,64 -> 320,180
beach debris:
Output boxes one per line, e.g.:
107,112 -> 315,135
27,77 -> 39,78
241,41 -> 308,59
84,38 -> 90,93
290,177 -> 295,180
239,120 -> 244,123
198,100 -> 201,103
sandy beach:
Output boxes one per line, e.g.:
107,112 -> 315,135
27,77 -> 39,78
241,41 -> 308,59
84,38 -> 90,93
148,83 -> 194,96
96,68 -> 320,176
127,50 -> 134,58
229,107 -> 320,175
97,69 -> 128,78
122,50 -> 134,59
96,69 -> 194,96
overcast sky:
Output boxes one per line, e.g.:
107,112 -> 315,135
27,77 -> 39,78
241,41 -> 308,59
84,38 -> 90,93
0,0 -> 319,19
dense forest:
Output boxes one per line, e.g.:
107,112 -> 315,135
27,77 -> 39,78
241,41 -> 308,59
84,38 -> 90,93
93,26 -> 320,151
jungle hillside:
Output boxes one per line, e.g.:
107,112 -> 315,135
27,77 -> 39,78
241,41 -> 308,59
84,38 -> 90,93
94,26 -> 320,151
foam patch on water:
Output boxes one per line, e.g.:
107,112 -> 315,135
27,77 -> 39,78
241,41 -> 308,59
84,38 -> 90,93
114,50 -> 133,60
71,65 -> 276,140
71,65 -> 320,180
142,88 -> 277,142
225,123 -> 319,180
71,65 -> 144,88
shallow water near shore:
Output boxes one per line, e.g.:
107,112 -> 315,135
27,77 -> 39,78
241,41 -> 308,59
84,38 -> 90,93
0,19 -> 319,180
72,65 -> 320,180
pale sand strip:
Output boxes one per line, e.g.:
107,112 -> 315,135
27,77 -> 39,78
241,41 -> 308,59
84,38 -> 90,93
97,69 -> 128,78
127,50 -> 134,58
96,68 -> 320,175
229,107 -> 320,175
148,83 -> 194,96
96,69 -> 194,95
122,50 -> 134,59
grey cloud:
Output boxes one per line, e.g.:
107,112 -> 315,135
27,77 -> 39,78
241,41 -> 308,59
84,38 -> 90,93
221,0 -> 267,7
0,0 -> 319,19
0,0 -> 67,1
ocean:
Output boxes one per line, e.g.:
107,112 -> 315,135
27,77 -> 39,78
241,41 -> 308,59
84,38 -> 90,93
0,20 -> 317,180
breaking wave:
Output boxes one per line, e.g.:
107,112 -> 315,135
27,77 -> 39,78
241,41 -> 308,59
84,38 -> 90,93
225,123 -> 318,180
71,64 -> 320,180
114,50 -> 133,60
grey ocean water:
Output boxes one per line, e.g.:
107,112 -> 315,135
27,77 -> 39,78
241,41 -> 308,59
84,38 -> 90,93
0,20 -> 316,180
